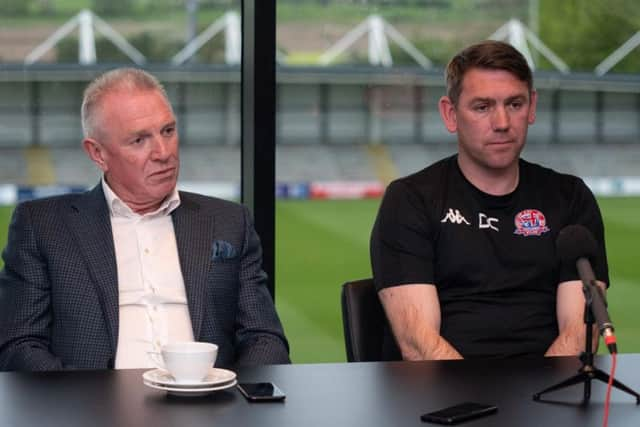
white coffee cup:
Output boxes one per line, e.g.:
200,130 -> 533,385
151,342 -> 218,384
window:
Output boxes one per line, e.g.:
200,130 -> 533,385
274,0 -> 640,362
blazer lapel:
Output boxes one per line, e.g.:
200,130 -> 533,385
64,185 -> 119,357
172,194 -> 215,340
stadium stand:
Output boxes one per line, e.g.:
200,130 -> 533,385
2,142 -> 640,187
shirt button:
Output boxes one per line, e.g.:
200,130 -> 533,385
144,248 -> 150,254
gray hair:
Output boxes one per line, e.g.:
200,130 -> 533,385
81,67 -> 172,139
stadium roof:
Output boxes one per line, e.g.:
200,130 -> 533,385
24,9 -> 145,65
318,14 -> 432,69
489,18 -> 570,74
595,30 -> 640,75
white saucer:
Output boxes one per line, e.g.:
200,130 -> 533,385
143,378 -> 237,396
142,368 -> 236,388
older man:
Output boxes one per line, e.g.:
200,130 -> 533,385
0,68 -> 289,371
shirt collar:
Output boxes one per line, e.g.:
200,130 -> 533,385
101,177 -> 181,219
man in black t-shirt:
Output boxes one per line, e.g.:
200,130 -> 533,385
370,40 -> 609,360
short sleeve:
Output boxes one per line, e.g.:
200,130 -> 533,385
557,178 -> 610,287
370,179 -> 436,291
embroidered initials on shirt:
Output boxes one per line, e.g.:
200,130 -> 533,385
479,213 -> 499,231
440,208 -> 470,225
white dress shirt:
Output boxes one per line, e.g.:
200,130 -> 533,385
102,179 -> 195,369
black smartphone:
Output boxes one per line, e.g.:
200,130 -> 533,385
421,402 -> 497,425
237,382 -> 286,402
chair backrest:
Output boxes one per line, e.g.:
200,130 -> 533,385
341,278 -> 400,362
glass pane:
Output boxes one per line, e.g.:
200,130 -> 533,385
0,0 -> 242,266
276,0 -> 640,363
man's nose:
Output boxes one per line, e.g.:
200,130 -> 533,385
491,106 -> 510,131
150,135 -> 170,159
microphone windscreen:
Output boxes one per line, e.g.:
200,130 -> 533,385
556,224 -> 598,263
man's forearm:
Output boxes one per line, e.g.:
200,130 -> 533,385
380,285 -> 463,361
545,324 -> 593,357
548,281 -> 602,357
235,334 -> 290,366
0,344 -> 64,371
396,326 -> 463,361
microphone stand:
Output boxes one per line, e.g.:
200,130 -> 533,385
533,283 -> 640,405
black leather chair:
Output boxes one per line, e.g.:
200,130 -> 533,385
341,278 -> 400,362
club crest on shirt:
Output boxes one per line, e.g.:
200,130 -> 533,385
513,209 -> 550,236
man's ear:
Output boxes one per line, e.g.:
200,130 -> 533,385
438,96 -> 458,133
528,89 -> 537,125
82,138 -> 108,172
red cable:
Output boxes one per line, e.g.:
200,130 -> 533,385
602,352 -> 617,427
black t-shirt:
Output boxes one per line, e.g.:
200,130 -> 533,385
371,155 -> 609,358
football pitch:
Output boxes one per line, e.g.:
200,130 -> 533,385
0,198 -> 638,363
275,197 -> 640,362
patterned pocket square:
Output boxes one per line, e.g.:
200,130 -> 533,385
211,239 -> 238,261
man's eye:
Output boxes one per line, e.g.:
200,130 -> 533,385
163,127 -> 175,136
510,102 -> 523,110
473,104 -> 488,112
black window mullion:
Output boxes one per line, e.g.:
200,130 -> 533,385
241,0 -> 277,299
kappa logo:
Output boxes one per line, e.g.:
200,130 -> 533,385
440,208 -> 470,225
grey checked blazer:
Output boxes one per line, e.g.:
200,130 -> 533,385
0,185 -> 289,371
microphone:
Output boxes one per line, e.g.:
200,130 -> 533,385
556,225 -> 617,354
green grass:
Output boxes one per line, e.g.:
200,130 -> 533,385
0,1 -> 522,29
0,197 -> 639,362
0,206 -> 13,261
275,197 -> 640,362
275,199 -> 380,363
596,197 -> 640,354
0,3 -> 228,28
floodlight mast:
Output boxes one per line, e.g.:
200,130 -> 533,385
25,9 -> 145,65
186,0 -> 199,43
172,11 -> 241,66
489,18 -> 570,74
595,31 -> 640,76
318,14 -> 432,69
